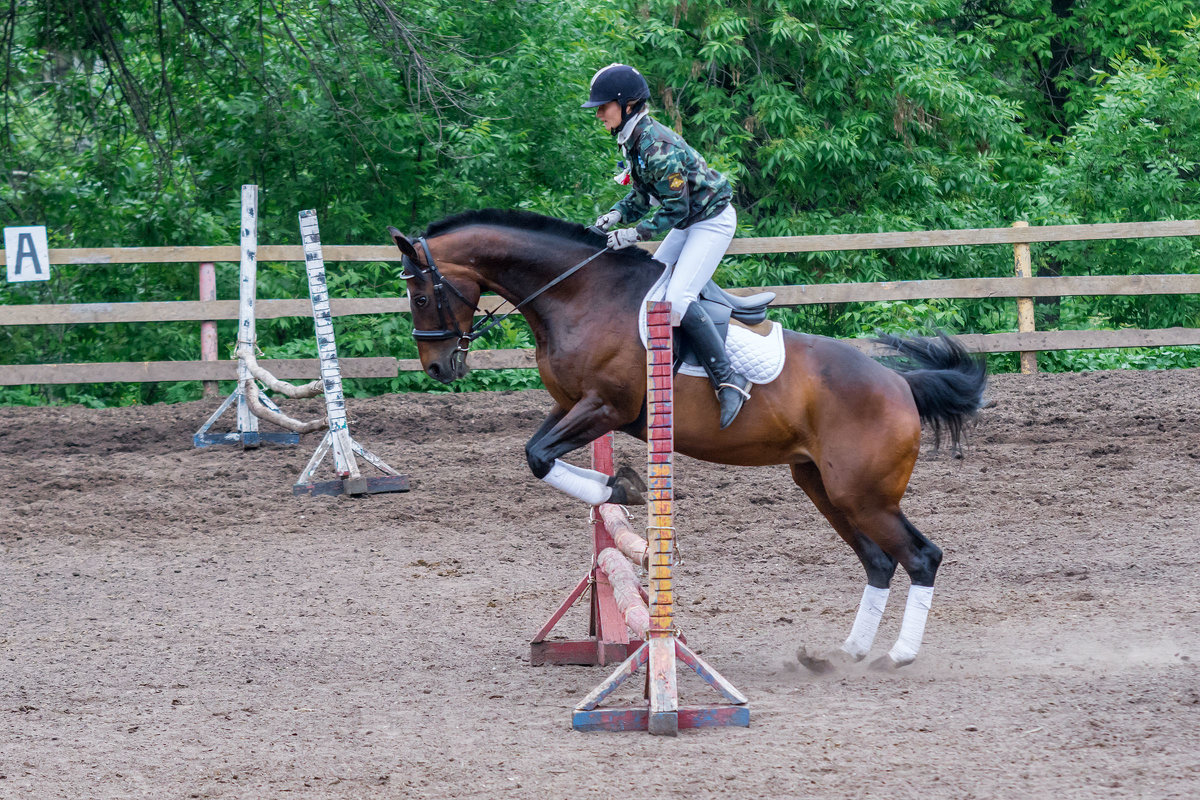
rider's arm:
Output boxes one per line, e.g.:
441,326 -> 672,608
611,187 -> 651,225
632,140 -> 690,240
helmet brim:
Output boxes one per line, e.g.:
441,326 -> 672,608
580,99 -> 609,108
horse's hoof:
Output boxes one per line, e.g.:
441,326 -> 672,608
839,643 -> 869,663
614,465 -> 647,494
795,646 -> 836,674
869,654 -> 912,671
607,472 -> 646,506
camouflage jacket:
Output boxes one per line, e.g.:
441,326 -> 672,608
610,115 -> 732,240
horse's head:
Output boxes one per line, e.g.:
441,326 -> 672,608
389,226 -> 482,384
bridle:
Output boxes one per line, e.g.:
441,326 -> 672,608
400,235 -> 610,361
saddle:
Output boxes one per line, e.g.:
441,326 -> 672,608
637,272 -> 784,384
679,280 -> 775,368
586,224 -> 781,378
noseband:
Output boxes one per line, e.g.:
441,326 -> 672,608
401,235 -> 610,358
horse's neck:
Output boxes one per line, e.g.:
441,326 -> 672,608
471,229 -> 657,325
477,236 -> 571,307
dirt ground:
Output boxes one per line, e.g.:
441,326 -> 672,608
2,367 -> 1199,799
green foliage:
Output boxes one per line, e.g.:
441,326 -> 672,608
1041,346 -> 1200,371
2,1 -> 1199,408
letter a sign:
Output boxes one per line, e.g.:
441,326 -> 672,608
5,226 -> 51,282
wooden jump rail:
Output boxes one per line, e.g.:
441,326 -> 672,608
2,219 -> 1199,385
532,302 -> 749,735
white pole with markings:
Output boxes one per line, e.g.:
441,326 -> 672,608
292,209 -> 408,497
298,209 -> 358,480
193,185 -> 300,449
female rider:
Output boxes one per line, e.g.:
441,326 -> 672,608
583,63 -> 751,429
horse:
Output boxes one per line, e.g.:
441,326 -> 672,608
388,209 -> 987,668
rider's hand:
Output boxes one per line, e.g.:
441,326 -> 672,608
593,211 -> 621,232
607,228 -> 641,250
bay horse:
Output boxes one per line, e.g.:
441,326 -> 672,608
389,209 -> 986,668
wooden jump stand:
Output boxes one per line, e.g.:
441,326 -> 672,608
291,209 -> 409,498
532,301 -> 749,735
194,185 -> 300,449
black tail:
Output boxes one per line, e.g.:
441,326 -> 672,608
873,332 -> 987,452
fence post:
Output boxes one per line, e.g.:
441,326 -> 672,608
1012,221 -> 1038,374
198,261 -> 218,397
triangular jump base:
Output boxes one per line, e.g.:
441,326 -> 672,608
571,639 -> 749,732
193,387 -> 299,448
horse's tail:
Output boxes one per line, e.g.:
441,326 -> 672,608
874,332 -> 987,452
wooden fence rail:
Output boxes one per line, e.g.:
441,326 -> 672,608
4,274 -> 1200,327
2,219 -> 1197,386
6,219 -> 1198,265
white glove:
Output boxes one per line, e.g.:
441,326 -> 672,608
607,228 -> 641,250
593,211 -> 621,231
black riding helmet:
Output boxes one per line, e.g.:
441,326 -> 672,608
582,63 -> 650,133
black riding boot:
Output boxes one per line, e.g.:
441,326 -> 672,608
679,303 -> 751,429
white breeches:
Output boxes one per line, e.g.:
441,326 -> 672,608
652,204 -> 737,321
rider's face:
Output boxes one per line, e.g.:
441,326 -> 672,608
595,101 -> 624,133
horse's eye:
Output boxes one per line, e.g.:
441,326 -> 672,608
414,295 -> 429,309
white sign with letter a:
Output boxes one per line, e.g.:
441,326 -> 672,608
5,226 -> 51,282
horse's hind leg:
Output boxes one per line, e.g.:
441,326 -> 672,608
791,463 -> 898,660
844,505 -> 943,666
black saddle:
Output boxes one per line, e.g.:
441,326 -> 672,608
675,282 -> 775,370
699,280 -> 774,326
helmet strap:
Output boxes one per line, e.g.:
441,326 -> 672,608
613,99 -> 647,136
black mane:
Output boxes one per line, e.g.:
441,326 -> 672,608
422,208 -> 661,269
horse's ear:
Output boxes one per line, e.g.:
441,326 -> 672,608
388,226 -> 421,265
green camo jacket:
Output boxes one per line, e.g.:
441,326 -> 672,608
610,115 -> 732,240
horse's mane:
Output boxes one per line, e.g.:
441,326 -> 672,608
422,208 -> 662,269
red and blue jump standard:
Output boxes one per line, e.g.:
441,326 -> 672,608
570,301 -> 749,735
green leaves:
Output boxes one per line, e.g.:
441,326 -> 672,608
3,0 -> 1200,408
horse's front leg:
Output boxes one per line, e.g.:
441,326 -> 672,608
525,397 -> 646,506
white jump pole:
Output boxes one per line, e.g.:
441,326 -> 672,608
292,209 -> 408,497
235,184 -> 262,444
193,184 -> 300,448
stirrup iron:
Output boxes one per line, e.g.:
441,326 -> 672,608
718,381 -> 752,400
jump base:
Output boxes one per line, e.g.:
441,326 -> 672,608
194,431 -> 299,448
572,639 -> 748,734
293,475 -> 410,497
572,705 -> 750,733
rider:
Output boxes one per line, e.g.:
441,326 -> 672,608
584,63 -> 751,429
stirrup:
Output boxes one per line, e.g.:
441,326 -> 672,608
718,381 -> 752,401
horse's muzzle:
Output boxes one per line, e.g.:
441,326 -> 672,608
426,353 -> 469,384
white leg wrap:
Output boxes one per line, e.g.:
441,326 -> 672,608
541,460 -> 613,506
888,585 -> 934,665
841,585 -> 890,660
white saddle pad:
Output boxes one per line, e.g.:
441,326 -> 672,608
638,270 -> 786,385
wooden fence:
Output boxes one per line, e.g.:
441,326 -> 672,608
1,219 -> 1198,386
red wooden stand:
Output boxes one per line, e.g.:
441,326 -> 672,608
531,301 -> 749,734
529,431 -> 641,667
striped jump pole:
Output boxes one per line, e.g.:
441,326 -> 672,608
193,185 -> 301,449
569,300 -> 749,735
291,209 -> 409,497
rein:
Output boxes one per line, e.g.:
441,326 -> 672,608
401,235 -> 611,354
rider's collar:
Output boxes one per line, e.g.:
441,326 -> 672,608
616,109 -> 648,147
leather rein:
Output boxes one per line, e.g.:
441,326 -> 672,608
400,235 -> 611,357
